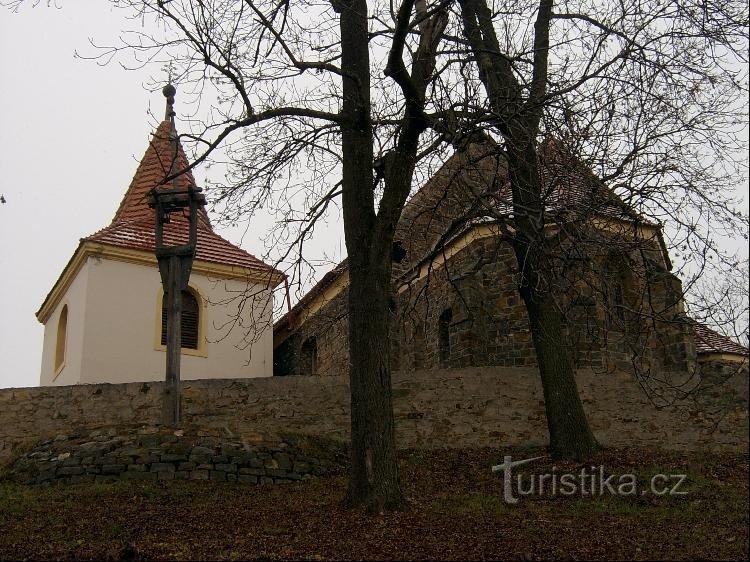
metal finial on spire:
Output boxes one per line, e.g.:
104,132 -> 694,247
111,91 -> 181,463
163,83 -> 177,121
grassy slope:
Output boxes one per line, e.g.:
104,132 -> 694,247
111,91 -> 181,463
0,446 -> 747,561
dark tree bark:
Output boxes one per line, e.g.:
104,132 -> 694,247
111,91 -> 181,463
459,0 -> 598,459
338,0 -> 446,509
336,0 -> 447,511
337,0 -> 404,510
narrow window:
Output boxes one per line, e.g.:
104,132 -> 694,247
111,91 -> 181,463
301,336 -> 318,376
612,283 -> 625,321
413,323 -> 426,370
161,289 -> 200,350
439,308 -> 452,368
605,254 -> 632,326
54,304 -> 68,372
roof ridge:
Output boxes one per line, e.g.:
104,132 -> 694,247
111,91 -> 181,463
109,120 -> 212,230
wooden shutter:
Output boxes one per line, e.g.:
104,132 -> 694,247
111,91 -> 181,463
161,290 -> 200,349
181,291 -> 199,349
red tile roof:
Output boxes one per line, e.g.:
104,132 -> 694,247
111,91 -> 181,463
86,219 -> 277,274
87,119 -> 280,277
693,323 -> 749,356
110,120 -> 212,229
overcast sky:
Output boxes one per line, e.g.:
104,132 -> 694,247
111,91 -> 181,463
0,3 -> 344,389
0,3 -> 747,389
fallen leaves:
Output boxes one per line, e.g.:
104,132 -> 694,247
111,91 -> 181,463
0,445 -> 746,560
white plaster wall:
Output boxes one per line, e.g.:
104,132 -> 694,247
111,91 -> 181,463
75,255 -> 273,384
39,260 -> 90,386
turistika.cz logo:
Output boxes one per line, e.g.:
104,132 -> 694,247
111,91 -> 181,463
491,456 -> 688,504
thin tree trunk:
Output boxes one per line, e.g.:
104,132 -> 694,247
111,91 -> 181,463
508,142 -> 598,460
458,0 -> 598,459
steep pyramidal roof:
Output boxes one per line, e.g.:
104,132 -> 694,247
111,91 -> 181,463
86,119 -> 279,276
109,119 -> 212,228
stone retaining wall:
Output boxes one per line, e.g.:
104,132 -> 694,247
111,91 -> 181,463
4,427 -> 335,486
1,366 -> 747,465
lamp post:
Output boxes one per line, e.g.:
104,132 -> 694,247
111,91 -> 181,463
149,83 -> 206,425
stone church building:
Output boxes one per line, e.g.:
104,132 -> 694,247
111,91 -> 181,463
36,93 -> 746,388
274,138 -> 747,379
37,102 -> 283,386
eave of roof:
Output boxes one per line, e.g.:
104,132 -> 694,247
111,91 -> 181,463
273,212 -> 666,338
86,219 -> 282,274
693,323 -> 749,357
37,239 -> 284,324
274,259 -> 349,334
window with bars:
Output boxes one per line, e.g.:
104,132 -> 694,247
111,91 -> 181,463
300,336 -> 318,376
161,289 -> 200,350
604,253 -> 635,329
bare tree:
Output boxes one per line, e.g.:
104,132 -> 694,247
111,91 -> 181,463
688,258 -> 749,346
8,0 -> 745,472
439,0 -> 748,458
65,0 -> 450,510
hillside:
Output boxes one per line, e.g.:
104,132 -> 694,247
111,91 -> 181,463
1,446 -> 747,560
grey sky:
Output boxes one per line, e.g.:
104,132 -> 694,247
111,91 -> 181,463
0,3 -> 746,390
0,4 -> 314,388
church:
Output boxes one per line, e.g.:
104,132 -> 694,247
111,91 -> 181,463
36,94 -> 746,387
36,93 -> 284,386
273,137 -> 748,379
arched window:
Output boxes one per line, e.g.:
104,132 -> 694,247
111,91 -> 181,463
611,280 -> 625,321
300,336 -> 318,376
439,308 -> 453,368
161,289 -> 200,350
604,253 -> 634,327
54,304 -> 68,373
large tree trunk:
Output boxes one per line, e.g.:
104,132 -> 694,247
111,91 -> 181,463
344,258 -> 404,510
508,140 -> 598,460
522,282 -> 598,459
338,0 -> 405,511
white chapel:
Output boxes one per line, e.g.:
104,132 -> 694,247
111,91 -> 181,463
37,92 -> 283,386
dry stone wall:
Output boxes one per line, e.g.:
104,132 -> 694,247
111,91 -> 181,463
4,427 -> 336,486
1,366 -> 747,467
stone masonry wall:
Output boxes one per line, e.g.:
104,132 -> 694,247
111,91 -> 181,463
1,366 -> 747,466
395,232 -> 693,375
274,287 -> 350,378
276,228 -> 695,379
4,427 -> 334,486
